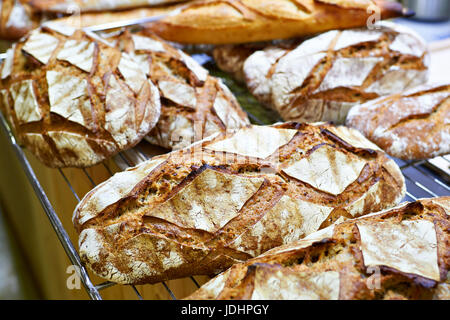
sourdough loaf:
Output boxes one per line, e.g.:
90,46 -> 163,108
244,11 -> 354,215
143,0 -> 410,44
113,31 -> 250,150
73,122 -> 406,284
186,196 -> 450,300
0,24 -> 161,167
49,6 -> 170,31
0,0 -> 38,40
212,40 -> 300,84
346,82 -> 450,160
241,22 -> 429,124
29,0 -> 189,13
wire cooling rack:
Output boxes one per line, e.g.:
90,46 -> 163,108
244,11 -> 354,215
0,55 -> 449,300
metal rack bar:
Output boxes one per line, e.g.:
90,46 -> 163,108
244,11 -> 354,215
0,111 -> 102,300
82,168 -> 96,187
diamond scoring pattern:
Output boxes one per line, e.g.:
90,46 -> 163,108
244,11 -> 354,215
74,123 -> 406,284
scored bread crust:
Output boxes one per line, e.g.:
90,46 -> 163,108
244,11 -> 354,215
73,122 -> 406,285
113,30 -> 250,150
0,24 -> 161,168
241,21 -> 429,124
142,0 -> 409,44
212,40 -> 301,84
29,0 -> 189,13
0,0 -> 39,40
185,196 -> 450,300
346,82 -> 450,160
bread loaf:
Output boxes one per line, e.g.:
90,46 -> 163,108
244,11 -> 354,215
29,0 -> 189,13
212,40 -> 300,84
0,24 -> 161,167
114,31 -> 250,150
241,22 -> 429,124
186,196 -> 450,300
49,7 -> 169,31
73,122 -> 406,284
346,82 -> 450,160
0,0 -> 38,40
143,0 -> 410,44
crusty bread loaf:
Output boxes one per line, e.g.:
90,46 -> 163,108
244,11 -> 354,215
186,196 -> 450,300
49,7 -> 169,31
346,82 -> 450,160
0,0 -> 38,40
0,24 -> 161,167
73,122 -> 406,285
240,21 -> 429,124
142,0 -> 410,44
113,31 -> 250,150
29,0 -> 189,13
212,40 -> 300,84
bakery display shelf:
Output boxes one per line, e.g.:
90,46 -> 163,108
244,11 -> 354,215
1,56 -> 449,301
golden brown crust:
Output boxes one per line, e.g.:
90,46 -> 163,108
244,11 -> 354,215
186,197 -> 450,300
241,22 -> 429,124
112,30 -> 250,150
346,82 -> 450,160
0,0 -> 39,40
29,0 -> 189,13
0,25 -> 161,167
73,122 -> 406,284
141,0 -> 409,44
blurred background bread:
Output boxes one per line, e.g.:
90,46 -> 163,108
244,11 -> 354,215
213,22 -> 429,124
0,25 -> 161,167
29,0 -> 190,13
186,197 -> 450,300
74,122 -> 406,284
143,0 -> 411,44
346,81 -> 450,160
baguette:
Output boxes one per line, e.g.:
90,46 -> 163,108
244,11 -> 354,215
0,24 -> 161,167
73,122 -> 406,284
346,82 -> 450,160
142,0 -> 411,44
113,31 -> 250,150
186,197 -> 450,300
240,21 -> 429,124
